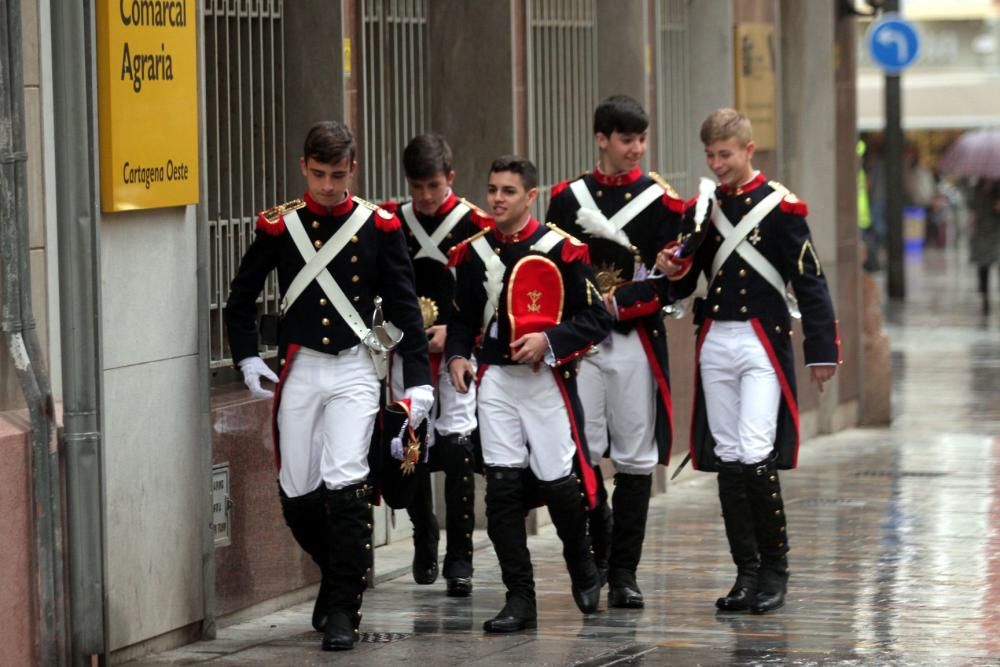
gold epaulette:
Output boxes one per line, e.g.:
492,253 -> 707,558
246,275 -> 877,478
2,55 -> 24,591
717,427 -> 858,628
545,222 -> 586,246
648,171 -> 680,200
769,180 -> 794,199
353,196 -> 395,219
448,226 -> 491,255
459,197 -> 487,216
260,198 -> 305,224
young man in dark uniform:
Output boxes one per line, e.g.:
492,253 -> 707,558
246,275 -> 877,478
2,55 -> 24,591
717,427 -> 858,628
446,156 -> 613,632
657,108 -> 840,615
224,121 -> 433,650
379,134 -> 489,597
545,95 -> 686,608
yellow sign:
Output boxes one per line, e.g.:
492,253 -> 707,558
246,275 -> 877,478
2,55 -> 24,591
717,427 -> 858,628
97,0 -> 199,212
734,23 -> 777,151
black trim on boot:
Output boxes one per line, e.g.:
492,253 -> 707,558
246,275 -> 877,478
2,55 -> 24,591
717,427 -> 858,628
322,610 -> 356,651
483,594 -> 537,633
540,474 -> 601,614
439,432 -> 476,592
587,465 -> 613,587
406,466 -> 440,585
745,457 -> 789,615
715,466 -> 760,612
484,467 -> 536,629
608,473 -> 652,609
323,482 -> 375,650
278,485 -> 334,632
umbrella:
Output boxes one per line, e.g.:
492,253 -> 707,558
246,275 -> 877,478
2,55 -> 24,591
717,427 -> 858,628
937,129 -> 1000,180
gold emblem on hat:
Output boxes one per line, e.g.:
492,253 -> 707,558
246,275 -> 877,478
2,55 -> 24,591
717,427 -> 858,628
400,435 -> 421,476
594,262 -> 623,294
418,296 -> 439,328
527,290 -> 542,313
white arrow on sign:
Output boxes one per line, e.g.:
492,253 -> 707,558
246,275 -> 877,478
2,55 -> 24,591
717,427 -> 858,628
876,27 -> 909,62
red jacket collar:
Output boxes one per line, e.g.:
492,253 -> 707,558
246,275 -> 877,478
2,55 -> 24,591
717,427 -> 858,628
304,191 -> 354,217
493,217 -> 539,244
433,191 -> 459,216
593,166 -> 642,187
719,172 -> 766,196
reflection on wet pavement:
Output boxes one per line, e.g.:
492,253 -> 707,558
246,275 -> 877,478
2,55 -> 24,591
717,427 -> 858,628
131,249 -> 999,665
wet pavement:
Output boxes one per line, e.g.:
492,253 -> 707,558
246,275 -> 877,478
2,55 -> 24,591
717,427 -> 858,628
131,248 -> 999,666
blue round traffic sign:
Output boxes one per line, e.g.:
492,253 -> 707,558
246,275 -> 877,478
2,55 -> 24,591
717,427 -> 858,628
867,14 -> 921,74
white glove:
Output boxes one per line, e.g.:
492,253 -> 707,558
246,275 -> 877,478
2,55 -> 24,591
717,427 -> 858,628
238,356 -> 279,400
404,384 -> 435,428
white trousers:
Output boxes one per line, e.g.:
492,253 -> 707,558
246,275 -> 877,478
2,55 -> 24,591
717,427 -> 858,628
577,329 -> 658,474
390,356 -> 478,444
699,321 -> 782,465
277,345 -> 380,497
477,364 -> 575,482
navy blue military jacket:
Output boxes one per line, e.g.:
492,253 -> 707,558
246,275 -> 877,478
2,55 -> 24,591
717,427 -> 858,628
444,218 -> 612,368
545,167 -> 687,330
224,191 -> 431,389
380,192 -> 488,328
671,173 -> 840,471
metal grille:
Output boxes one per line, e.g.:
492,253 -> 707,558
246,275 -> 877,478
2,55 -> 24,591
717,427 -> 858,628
360,0 -> 429,202
526,0 -> 598,216
654,0 -> 690,196
205,0 -> 286,367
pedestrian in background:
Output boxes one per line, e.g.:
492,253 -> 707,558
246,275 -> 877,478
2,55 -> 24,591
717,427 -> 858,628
970,178 -> 1000,315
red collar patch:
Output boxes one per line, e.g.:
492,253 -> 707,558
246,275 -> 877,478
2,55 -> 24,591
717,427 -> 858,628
720,172 -> 767,196
304,191 -> 354,217
593,166 -> 642,187
493,217 -> 540,244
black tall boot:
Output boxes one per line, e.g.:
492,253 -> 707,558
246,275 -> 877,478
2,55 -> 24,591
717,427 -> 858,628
439,433 -> 476,596
608,473 -> 652,608
406,465 -> 440,585
586,465 -> 613,586
321,482 -> 374,651
279,485 -> 334,632
715,466 -> 760,612
482,467 -> 537,633
745,457 -> 790,615
540,475 -> 601,613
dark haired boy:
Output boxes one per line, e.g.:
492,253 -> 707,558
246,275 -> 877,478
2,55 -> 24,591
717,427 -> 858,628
378,134 -> 489,597
544,94 -> 686,609
446,156 -> 612,632
224,120 -> 433,650
656,108 -> 839,614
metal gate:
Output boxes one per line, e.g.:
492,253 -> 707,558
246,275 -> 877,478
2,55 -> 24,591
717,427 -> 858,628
205,0 -> 286,367
655,0 -> 690,196
526,0 -> 599,216
359,0 -> 430,203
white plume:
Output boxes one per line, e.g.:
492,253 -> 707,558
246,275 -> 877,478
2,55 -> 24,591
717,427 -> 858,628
694,177 -> 716,228
483,253 -> 505,317
576,207 -> 632,250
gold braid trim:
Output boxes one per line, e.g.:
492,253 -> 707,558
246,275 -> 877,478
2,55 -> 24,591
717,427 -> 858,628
260,198 -> 305,224
648,171 -> 680,200
798,240 -> 822,276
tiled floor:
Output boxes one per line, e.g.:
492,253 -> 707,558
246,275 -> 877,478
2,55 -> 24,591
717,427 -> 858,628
130,248 -> 1000,665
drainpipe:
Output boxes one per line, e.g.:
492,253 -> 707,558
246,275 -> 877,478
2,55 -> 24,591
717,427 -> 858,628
195,2 -> 217,641
49,0 -> 108,664
0,0 -> 67,665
